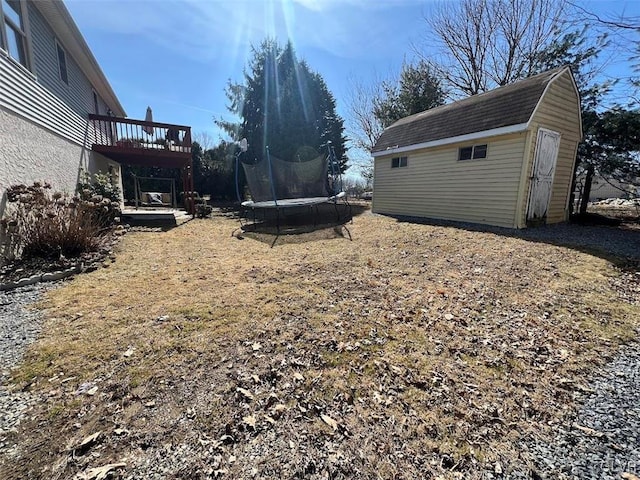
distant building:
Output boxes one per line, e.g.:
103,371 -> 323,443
575,174 -> 639,201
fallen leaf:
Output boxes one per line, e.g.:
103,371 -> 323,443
293,372 -> 304,381
243,415 -> 257,428
237,387 -> 254,400
621,473 -> 640,480
74,462 -> 126,480
573,423 -> 605,438
80,431 -> 102,449
321,414 -> 338,431
86,386 -> 98,396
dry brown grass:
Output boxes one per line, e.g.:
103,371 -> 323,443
4,211 -> 639,479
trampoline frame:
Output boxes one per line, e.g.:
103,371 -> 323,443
234,142 -> 352,238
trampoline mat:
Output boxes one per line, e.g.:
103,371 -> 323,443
242,192 -> 345,209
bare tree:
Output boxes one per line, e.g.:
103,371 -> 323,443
344,76 -> 386,155
424,0 -> 566,96
343,76 -> 386,186
568,1 -> 639,30
193,131 -> 217,151
567,1 -> 640,104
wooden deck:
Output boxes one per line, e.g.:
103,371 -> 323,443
121,208 -> 192,228
89,114 -> 195,214
89,114 -> 192,167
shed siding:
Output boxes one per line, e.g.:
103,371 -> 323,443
519,71 -> 581,226
373,133 -> 527,228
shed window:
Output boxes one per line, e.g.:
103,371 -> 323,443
1,0 -> 28,68
391,156 -> 408,168
458,144 -> 488,161
56,41 -> 68,84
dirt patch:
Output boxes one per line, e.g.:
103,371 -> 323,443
2,212 -> 639,479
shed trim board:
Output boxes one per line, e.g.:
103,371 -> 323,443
528,68 -> 583,140
371,122 -> 529,158
371,67 -> 582,229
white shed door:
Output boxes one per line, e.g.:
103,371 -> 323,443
527,128 -> 561,222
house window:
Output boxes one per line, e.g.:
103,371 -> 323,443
391,156 -> 408,168
56,40 -> 68,84
93,91 -> 100,114
458,144 -> 488,161
1,0 -> 28,68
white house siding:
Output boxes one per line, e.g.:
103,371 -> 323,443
0,54 -> 115,215
0,52 -> 92,145
518,71 -> 581,226
27,2 -> 108,117
372,133 -> 527,228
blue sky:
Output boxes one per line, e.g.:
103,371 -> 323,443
66,0 -> 639,154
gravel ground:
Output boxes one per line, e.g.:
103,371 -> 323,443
517,342 -> 640,480
0,220 -> 638,477
0,284 -> 53,457
516,223 -> 640,261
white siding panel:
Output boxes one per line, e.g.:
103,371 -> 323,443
373,133 -> 527,228
28,2 -> 96,118
0,54 -> 92,146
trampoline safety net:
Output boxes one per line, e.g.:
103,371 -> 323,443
241,150 -> 330,203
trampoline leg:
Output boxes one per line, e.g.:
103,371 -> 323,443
344,198 -> 353,224
342,224 -> 352,241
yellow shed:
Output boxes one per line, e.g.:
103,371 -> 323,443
371,67 -> 582,228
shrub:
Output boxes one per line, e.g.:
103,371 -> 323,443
195,203 -> 213,218
77,170 -> 122,229
1,182 -> 105,261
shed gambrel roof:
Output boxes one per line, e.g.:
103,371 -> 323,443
372,67 -> 574,155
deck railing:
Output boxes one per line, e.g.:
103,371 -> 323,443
89,114 -> 192,155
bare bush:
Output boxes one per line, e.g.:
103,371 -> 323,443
1,183 -> 108,261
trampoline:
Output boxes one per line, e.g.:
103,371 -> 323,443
243,192 -> 346,209
235,140 -> 351,238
